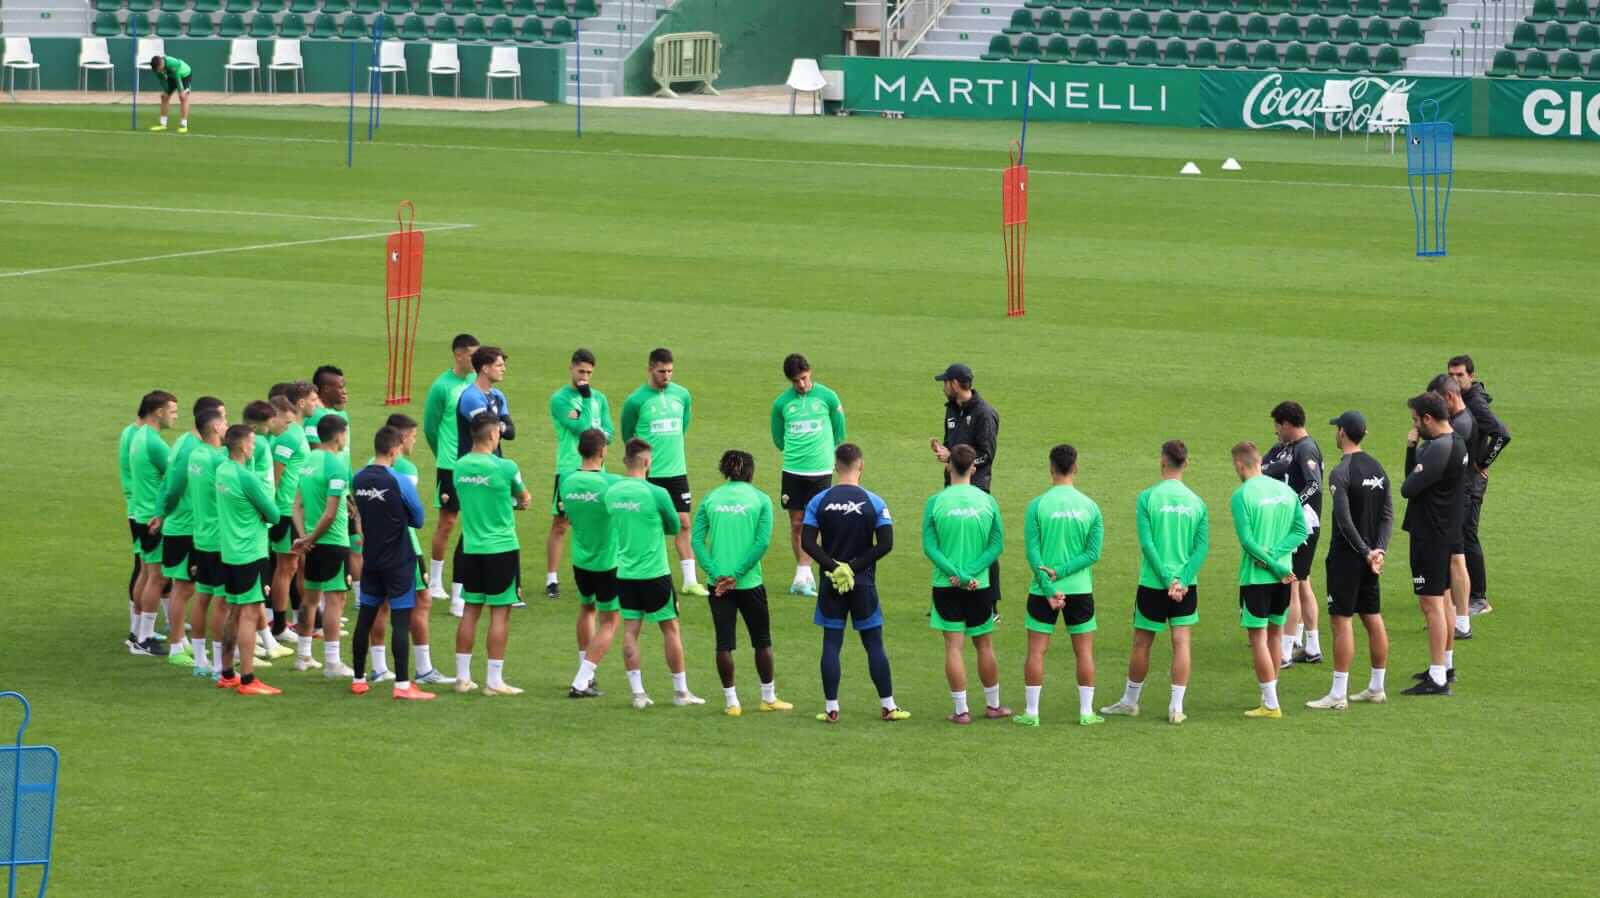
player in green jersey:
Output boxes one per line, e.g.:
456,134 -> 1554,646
1103,441 -> 1210,725
154,396 -> 224,668
269,382 -> 319,644
292,414 -> 356,678
451,415 -> 533,696
423,334 -> 478,604
147,55 -> 193,133
547,348 -> 613,600
692,450 -> 791,716
129,390 -> 179,657
120,390 -> 174,650
306,365 -> 361,582
243,400 -> 295,662
559,429 -> 621,699
172,408 -> 227,677
609,439 -> 704,709
922,445 -> 1009,724
1230,442 -> 1309,720
769,353 -> 846,598
620,348 -> 707,597
1017,444 -> 1105,728
214,425 -> 283,695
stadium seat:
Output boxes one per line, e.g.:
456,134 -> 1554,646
291,0 -> 319,12
1201,0 -> 1229,12
1094,11 -> 1122,35
1309,41 -> 1340,68
1264,0 -> 1291,12
128,0 -> 154,11
1103,36 -> 1131,61
1267,15 -> 1297,40
1586,51 -> 1600,79
1244,15 -> 1270,39
1507,23 -> 1536,48
1080,0 -> 1110,10
355,0 -> 381,12
1235,0 -> 1261,11
508,0 -> 535,14
339,12 -> 367,36
322,0 -> 350,12
1071,35 -> 1101,61
1281,40 -> 1309,67
1484,48 -> 1517,75
1394,19 -> 1422,44
1036,8 -> 1066,33
1158,37 -> 1189,63
1362,19 -> 1392,44
1043,34 -> 1071,60
1553,49 -> 1583,74
123,12 -> 152,35
218,11 -> 245,35
545,15 -> 574,40
539,0 -> 567,15
1291,0 -> 1320,12
93,0 -> 119,10
1024,0 -> 1049,7
278,11 -> 307,35
489,15 -> 514,39
1218,40 -> 1249,66
1332,17 -> 1362,43
1113,0 -> 1141,12
159,0 -> 187,11
417,0 -> 443,12
1529,0 -> 1556,21
478,0 -> 505,10
447,0 -> 474,13
1558,0 -> 1590,21
1379,0 -> 1411,16
1372,44 -> 1400,70
1522,49 -> 1551,74
429,14 -> 458,37
258,0 -> 286,12
1066,11 -> 1092,34
400,13 -> 426,37
569,0 -> 598,18
1547,23 -> 1575,48
1182,11 -> 1210,36
186,11 -> 216,34
1575,24 -> 1599,50
1414,0 -> 1443,16
1124,12 -> 1152,36
1154,12 -> 1181,36
1323,0 -> 1351,14
310,12 -> 337,36
249,12 -> 274,35
1132,37 -> 1161,62
1192,39 -> 1220,63
515,15 -> 544,42
1213,13 -> 1241,40
156,12 -> 182,35
1339,43 -> 1371,70
1010,33 -> 1044,60
1248,41 -> 1279,66
386,0 -> 413,12
1303,16 -> 1331,41
1003,9 -> 1035,34
373,12 -> 399,35
461,14 -> 488,39
1353,0 -> 1381,17
1171,0 -> 1200,10
225,0 -> 250,12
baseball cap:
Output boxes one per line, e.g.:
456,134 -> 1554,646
1329,410 -> 1367,443
934,363 -> 974,384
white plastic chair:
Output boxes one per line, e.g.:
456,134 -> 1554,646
1313,79 -> 1353,139
485,44 -> 521,100
1367,89 -> 1411,154
78,37 -> 116,91
3,38 -> 41,92
367,39 -> 408,95
427,42 -> 459,97
785,57 -> 827,116
269,38 -> 305,94
224,38 -> 260,94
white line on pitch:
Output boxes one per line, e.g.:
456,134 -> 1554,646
0,223 -> 473,280
0,197 -> 472,227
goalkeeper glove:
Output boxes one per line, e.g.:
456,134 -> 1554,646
826,562 -> 855,594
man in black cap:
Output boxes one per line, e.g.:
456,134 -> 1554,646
1447,355 -> 1511,616
930,363 -> 1002,606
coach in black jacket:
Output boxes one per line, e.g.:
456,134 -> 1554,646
931,363 -> 1003,603
1449,355 -> 1512,615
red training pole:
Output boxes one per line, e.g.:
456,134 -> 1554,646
1002,140 -> 1028,318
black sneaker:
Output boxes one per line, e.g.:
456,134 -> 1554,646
1300,652 -> 1323,664
1454,628 -> 1473,640
1410,668 -> 1456,683
1401,677 -> 1452,696
139,637 -> 170,657
545,582 -> 560,600
567,683 -> 604,699
1468,596 -> 1493,616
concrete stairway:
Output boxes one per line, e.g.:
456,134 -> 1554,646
1407,4 -> 1515,74
562,0 -> 667,101
2,0 -> 90,37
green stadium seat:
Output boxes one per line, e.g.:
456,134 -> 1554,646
1529,0 -> 1556,21
1113,0 -> 1141,12
1322,0 -> 1351,14
1281,40 -> 1309,67
1154,12 -> 1181,36
1484,48 -> 1517,75
373,12 -> 397,34
338,12 -> 367,36
1081,0 -> 1110,9
1575,24 -> 1599,50
477,0 -> 504,11
1066,10 -> 1092,34
1071,35 -> 1101,61
1303,16 -> 1331,41
159,0 -> 187,12
1234,0 -> 1261,13
1124,12 -> 1152,36
1036,8 -> 1066,33
1172,0 -> 1201,10
186,11 -> 216,34
1309,42 -> 1340,68
461,14 -> 487,38
322,0 -> 351,12
193,0 -> 220,10
1011,34 -> 1043,59
1541,23 -> 1570,49
508,0 -> 534,13
155,11 -> 181,35
1024,0 -> 1049,7
539,0 -> 566,15
489,14 -> 514,39
1247,41 -> 1278,66
400,13 -> 425,37
1291,0 -> 1320,13
1331,17 -> 1362,43
1372,44 -> 1400,69
1414,0 -> 1443,16
1379,0 -> 1411,16
1352,0 -> 1381,17
1003,9 -> 1034,33
429,13 -> 458,37
1339,43 -> 1371,69
1103,36 -> 1131,60
1264,0 -> 1291,12
1271,15 -> 1300,40
224,0 -> 250,12
218,11 -> 245,35
128,0 -> 154,11
1132,37 -> 1161,62
545,15 -> 573,40
1183,12 -> 1210,37
385,0 -> 412,13
1192,39 -> 1220,63
93,0 -> 119,10
1586,52 -> 1600,79
1554,49 -> 1583,74
1043,34 -> 1071,60
249,12 -> 275,35
123,12 -> 152,34
291,0 -> 319,12
1094,11 -> 1122,35
1522,49 -> 1552,74
1558,0 -> 1590,21
1394,19 -> 1422,43
1507,23 -> 1535,48
417,0 -> 443,11
279,11 -> 307,34
355,0 -> 381,12
1201,0 -> 1229,11
1244,14 -> 1270,39
515,14 -> 544,41
1218,40 -> 1249,66
93,11 -> 121,34
1362,19 -> 1392,44
258,0 -> 286,12
1213,13 -> 1241,40
569,0 -> 597,9
310,11 -> 337,35
1158,37 -> 1189,63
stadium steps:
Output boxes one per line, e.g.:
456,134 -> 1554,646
2,0 -> 91,36
1406,7 -> 1517,74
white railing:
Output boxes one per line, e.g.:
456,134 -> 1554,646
883,0 -> 954,57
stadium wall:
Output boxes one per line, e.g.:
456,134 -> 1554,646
621,0 -> 846,96
19,38 -> 567,102
820,56 -> 1600,141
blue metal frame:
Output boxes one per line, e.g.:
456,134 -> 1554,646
0,693 -> 58,898
1406,98 -> 1453,258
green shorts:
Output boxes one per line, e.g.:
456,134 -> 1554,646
929,587 -> 997,638
224,558 -> 271,606
460,550 -> 520,607
575,566 -> 620,612
1133,585 -> 1199,632
1024,593 -> 1097,635
414,560 -> 427,593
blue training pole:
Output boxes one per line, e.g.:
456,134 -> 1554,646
1018,62 -> 1034,164
347,39 -> 357,167
129,17 -> 139,130
575,19 -> 582,139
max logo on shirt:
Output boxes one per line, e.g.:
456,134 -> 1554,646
823,501 -> 866,515
355,487 -> 389,501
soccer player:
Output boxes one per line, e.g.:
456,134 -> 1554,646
692,450 -> 791,716
423,333 -> 478,604
351,425 -> 435,700
799,443 -> 908,723
1102,441 -> 1209,725
1428,374 -> 1476,640
547,349 -> 613,600
118,398 -> 160,642
621,348 -> 706,598
269,382 -> 318,649
1400,392 -> 1470,696
1307,411 -> 1393,710
930,363 -> 1003,609
306,365 -> 361,584
292,414 -> 356,678
452,415 -> 532,696
558,429 -> 620,699
165,406 -> 226,677
770,353 -> 846,598
147,54 -> 193,133
1447,355 -> 1510,617
608,439 -> 703,709
128,390 -> 178,657
1230,441 -> 1309,720
153,395 -> 225,668
243,399 -> 294,661
923,445 -> 1009,724
214,425 -> 282,696
454,346 -> 518,608
1018,444 -> 1104,728
1261,401 -> 1323,667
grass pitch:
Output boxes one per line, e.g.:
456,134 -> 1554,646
1,102 -> 1597,898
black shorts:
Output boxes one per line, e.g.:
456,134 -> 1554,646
132,520 -> 162,558
1239,582 -> 1292,628
305,544 -> 351,591
931,586 -> 998,633
268,516 -> 300,550
436,468 -> 460,514
162,534 -> 195,578
618,575 -> 677,621
647,475 -> 692,515
550,473 -> 565,518
163,74 -> 193,97
709,586 -> 771,652
1326,556 -> 1381,616
573,565 -> 619,607
1292,528 -> 1319,580
193,549 -> 225,592
1025,592 -> 1096,634
223,557 -> 273,603
1134,584 -> 1200,631
814,581 -> 883,630
1409,536 -> 1451,596
780,471 -> 831,511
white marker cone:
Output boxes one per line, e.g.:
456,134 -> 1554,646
1180,161 -> 1201,175
1221,157 -> 1242,171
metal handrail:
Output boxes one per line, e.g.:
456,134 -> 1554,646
884,0 -> 954,57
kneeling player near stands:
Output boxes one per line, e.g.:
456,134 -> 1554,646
1103,441 -> 1209,725
350,425 -> 434,700
1018,444 -> 1104,728
1230,441 -> 1309,720
1308,411 -> 1393,710
922,445 -> 1009,724
451,415 -> 532,696
293,414 -> 356,678
153,395 -> 224,668
692,450 -> 790,716
148,55 -> 193,133
609,439 -> 703,709
171,406 -> 227,676
800,443 -> 908,723
215,425 -> 282,695
559,429 -> 620,698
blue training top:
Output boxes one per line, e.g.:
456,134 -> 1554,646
804,484 -> 893,584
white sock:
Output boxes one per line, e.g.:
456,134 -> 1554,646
626,668 -> 644,695
1261,679 -> 1279,710
880,695 -> 896,711
681,559 -> 697,586
179,117 -> 187,127
1170,684 -> 1187,714
371,645 -> 389,676
139,611 -> 157,641
826,698 -> 841,713
323,640 -> 341,668
1444,649 -> 1455,669
129,603 -> 139,636
1078,685 -> 1095,717
722,686 -> 739,707
1122,679 -> 1144,707
951,690 -> 969,715
545,571 -> 559,586
1330,670 -> 1349,699
760,681 -> 776,703
982,684 -> 1001,710
1428,664 -> 1447,686
454,652 -> 473,682
1295,624 -> 1306,646
451,582 -> 463,603
297,635 -> 313,659
1455,614 -> 1470,634
1024,684 -> 1042,717
428,559 -> 444,591
261,628 -> 282,652
671,671 -> 688,694
414,644 -> 432,674
578,650 -> 587,664
394,680 -> 410,691
1281,634 -> 1296,662
1370,668 -> 1387,691
486,658 -> 504,689
1305,630 -> 1321,656
572,659 -> 597,691
211,642 -> 223,671
794,564 -> 812,583
159,114 -> 168,126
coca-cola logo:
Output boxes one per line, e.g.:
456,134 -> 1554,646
1242,74 -> 1414,132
